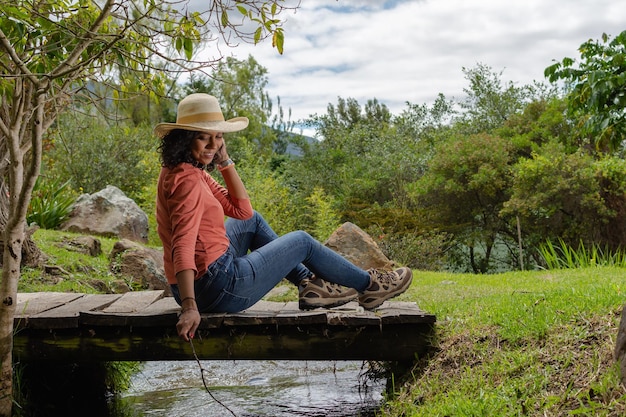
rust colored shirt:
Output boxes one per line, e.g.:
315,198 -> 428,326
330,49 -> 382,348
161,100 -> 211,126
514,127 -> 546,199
156,163 -> 254,284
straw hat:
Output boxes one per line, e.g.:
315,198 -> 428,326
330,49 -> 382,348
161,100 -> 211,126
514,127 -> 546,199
154,93 -> 249,137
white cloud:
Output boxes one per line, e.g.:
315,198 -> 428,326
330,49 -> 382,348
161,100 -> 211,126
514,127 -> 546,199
196,0 -> 626,124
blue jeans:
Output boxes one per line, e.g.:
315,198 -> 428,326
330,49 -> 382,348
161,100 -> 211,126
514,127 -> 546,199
172,211 -> 370,313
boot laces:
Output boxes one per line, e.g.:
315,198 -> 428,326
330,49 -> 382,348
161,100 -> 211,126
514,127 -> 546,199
369,269 -> 396,284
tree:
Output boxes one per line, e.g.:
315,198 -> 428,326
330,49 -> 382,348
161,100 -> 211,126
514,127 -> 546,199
456,63 -> 545,134
290,95 -> 455,243
545,30 -> 626,153
502,142 -> 625,253
501,139 -> 626,255
0,1 -> 295,414
407,133 -> 515,273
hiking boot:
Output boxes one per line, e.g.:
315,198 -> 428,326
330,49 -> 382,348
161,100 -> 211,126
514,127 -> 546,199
358,267 -> 413,310
299,276 -> 359,310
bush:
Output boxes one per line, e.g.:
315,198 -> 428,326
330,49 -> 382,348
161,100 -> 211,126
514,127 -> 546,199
27,176 -> 75,229
367,225 -> 451,270
44,113 -> 159,203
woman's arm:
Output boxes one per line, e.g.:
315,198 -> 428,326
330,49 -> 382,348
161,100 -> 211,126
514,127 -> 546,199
215,142 -> 248,200
210,142 -> 253,218
219,162 -> 249,199
175,269 -> 201,341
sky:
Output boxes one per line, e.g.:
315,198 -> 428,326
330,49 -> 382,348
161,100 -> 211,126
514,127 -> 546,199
196,0 -> 625,133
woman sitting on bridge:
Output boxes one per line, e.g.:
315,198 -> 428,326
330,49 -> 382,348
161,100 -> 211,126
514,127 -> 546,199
154,93 -> 413,341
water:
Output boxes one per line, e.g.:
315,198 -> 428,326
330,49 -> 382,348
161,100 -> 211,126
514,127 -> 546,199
117,360 -> 385,416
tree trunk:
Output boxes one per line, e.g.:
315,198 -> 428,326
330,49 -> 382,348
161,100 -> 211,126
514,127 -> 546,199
0,89 -> 44,416
0,181 -> 45,269
0,223 -> 23,417
0,179 -> 26,416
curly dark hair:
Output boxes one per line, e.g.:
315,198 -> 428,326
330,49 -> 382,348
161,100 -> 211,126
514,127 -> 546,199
158,129 -> 199,168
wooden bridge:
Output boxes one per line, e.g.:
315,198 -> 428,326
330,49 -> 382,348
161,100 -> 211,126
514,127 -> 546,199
13,291 -> 436,363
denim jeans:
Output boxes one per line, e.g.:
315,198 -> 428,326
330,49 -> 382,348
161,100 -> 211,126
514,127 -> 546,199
172,211 -> 370,313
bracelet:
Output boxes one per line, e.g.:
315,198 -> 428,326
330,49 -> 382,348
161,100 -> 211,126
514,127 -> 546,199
218,159 -> 235,171
181,297 -> 196,304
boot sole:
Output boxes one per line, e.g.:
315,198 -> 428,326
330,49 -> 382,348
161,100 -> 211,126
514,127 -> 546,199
299,295 -> 358,310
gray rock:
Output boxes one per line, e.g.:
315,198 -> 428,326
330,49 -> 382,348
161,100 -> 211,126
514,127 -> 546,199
61,185 -> 148,242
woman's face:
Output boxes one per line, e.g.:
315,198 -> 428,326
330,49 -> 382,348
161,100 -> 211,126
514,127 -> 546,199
190,131 -> 223,165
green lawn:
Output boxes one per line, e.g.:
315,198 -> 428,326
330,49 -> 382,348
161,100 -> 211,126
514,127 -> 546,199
382,267 -> 626,417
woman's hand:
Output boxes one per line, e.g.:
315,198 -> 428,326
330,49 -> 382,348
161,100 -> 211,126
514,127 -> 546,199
175,270 -> 200,341
176,308 -> 201,341
215,141 -> 230,165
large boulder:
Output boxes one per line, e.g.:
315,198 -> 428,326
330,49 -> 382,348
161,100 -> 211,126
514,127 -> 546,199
61,185 -> 148,243
324,222 -> 395,270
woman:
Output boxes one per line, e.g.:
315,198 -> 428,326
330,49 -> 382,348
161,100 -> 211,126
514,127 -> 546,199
155,93 -> 413,341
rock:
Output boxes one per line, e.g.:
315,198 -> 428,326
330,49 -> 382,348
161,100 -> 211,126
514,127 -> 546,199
324,222 -> 395,270
111,279 -> 132,294
110,239 -> 170,295
58,235 -> 102,256
61,185 -> 148,243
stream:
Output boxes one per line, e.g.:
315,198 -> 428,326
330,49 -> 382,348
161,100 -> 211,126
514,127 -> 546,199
115,360 -> 386,416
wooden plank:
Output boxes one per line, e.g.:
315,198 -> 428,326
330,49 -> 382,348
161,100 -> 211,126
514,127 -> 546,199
378,302 -> 437,325
16,293 -> 41,304
199,312 -> 227,329
275,301 -> 329,325
127,297 -> 180,327
140,296 -> 179,313
15,292 -> 84,317
12,321 -> 435,362
101,290 -> 164,313
12,292 -> 437,363
81,294 -> 172,327
222,301 -> 288,326
25,294 -> 121,329
325,302 -> 381,326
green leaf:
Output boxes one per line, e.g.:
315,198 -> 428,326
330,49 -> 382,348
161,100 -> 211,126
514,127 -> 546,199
273,29 -> 284,55
184,37 -> 193,60
221,9 -> 228,27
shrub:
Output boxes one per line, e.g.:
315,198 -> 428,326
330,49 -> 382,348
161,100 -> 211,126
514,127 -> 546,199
44,113 -> 159,203
27,176 -> 75,229
538,238 -> 626,269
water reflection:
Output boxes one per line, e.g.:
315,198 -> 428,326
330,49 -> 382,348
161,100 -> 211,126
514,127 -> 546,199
118,360 -> 384,417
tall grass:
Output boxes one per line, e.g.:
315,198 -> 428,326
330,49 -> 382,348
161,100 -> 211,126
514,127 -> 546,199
538,238 -> 626,269
27,176 -> 75,229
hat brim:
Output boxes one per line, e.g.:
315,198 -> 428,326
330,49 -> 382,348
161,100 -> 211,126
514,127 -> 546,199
154,117 -> 249,138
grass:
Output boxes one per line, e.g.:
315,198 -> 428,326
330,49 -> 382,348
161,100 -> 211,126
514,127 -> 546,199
14,230 -> 626,416
539,238 -> 626,269
19,228 -> 141,293
381,268 -> 626,416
